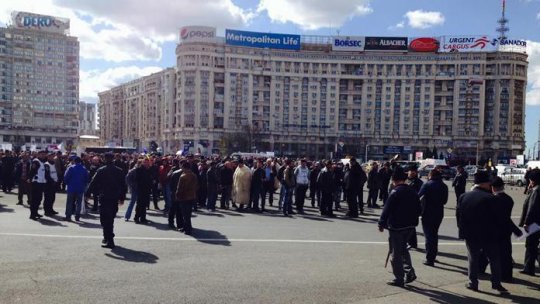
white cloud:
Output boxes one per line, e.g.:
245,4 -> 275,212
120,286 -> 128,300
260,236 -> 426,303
526,40 -> 540,105
257,0 -> 372,30
80,66 -> 163,102
404,10 -> 445,29
0,0 -> 254,62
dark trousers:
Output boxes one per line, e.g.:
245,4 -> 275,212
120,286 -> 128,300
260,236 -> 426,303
389,228 -> 415,284
466,239 -> 502,287
422,217 -> 443,263
357,187 -> 364,212
408,229 -> 418,248
480,235 -> 514,280
151,183 -> 160,208
43,183 -> 56,213
295,184 -> 308,212
30,182 -> 45,217
135,192 -> 150,222
91,191 -> 100,211
198,189 -> 207,208
250,186 -> 263,210
282,186 -> 294,215
345,189 -> 358,216
523,232 -> 540,274
2,173 -> 14,192
455,188 -> 465,202
367,188 -> 379,207
309,187 -> 320,207
207,189 -> 218,210
100,202 -> 118,243
168,200 -> 182,227
220,185 -> 232,208
320,191 -> 333,216
379,186 -> 389,205
18,181 -> 32,204
262,182 -> 274,207
179,200 -> 194,233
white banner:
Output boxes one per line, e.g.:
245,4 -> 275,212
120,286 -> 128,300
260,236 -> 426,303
332,36 -> 365,51
440,35 -> 497,53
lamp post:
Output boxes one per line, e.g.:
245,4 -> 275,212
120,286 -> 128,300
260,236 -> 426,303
365,144 -> 370,163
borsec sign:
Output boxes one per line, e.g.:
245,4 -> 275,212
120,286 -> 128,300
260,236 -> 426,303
332,36 -> 365,51
179,26 -> 216,42
409,37 -> 439,52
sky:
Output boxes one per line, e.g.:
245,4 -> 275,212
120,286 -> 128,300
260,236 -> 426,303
1,0 -> 540,152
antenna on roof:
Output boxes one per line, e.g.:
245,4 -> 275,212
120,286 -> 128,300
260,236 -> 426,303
496,0 -> 509,40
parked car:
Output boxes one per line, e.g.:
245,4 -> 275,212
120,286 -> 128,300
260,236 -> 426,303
418,165 -> 455,180
500,167 -> 527,186
418,165 -> 435,178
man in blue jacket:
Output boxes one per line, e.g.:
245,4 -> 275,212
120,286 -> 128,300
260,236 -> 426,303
418,169 -> 448,266
63,156 -> 89,221
378,167 -> 421,287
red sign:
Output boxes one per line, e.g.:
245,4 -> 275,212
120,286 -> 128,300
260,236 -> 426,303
409,38 -> 439,52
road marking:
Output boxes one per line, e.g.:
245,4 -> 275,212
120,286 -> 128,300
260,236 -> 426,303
0,232 -> 526,246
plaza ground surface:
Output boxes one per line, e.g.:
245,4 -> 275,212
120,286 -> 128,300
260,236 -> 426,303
1,181 -> 539,304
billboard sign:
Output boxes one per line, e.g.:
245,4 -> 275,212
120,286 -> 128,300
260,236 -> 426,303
383,146 -> 403,154
409,37 -> 440,52
11,11 -> 69,34
179,26 -> 216,43
225,29 -> 300,50
332,36 -> 365,51
494,38 -> 527,52
440,35 -> 497,52
364,37 -> 408,51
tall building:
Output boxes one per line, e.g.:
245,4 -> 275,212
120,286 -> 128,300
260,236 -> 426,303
98,68 -> 175,149
100,27 -> 528,162
0,11 -> 79,150
78,101 -> 96,135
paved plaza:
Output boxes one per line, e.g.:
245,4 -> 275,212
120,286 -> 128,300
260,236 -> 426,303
1,181 -> 539,303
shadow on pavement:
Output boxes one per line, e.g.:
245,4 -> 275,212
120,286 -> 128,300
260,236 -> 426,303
105,246 -> 159,263
37,217 -> 67,227
0,203 -> 14,213
192,228 -> 231,246
76,220 -> 102,229
407,285 -> 494,304
417,232 -> 460,241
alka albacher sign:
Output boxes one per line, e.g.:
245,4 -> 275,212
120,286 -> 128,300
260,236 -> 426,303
12,11 -> 70,33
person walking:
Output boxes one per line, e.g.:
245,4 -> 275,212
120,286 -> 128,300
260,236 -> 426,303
134,158 -> 153,224
418,169 -> 448,266
124,160 -> 140,221
456,171 -> 508,294
63,156 -> 89,221
86,153 -> 127,249
519,168 -> 540,276
406,166 -> 423,249
452,166 -> 468,202
378,168 -> 421,287
167,159 -> 183,229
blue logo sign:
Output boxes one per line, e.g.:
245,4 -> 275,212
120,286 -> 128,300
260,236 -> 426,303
225,29 -> 300,50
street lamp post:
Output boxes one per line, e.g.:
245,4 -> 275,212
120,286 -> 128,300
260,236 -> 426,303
365,144 -> 370,163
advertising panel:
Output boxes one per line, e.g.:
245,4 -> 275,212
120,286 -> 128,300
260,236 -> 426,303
495,38 -> 527,52
332,36 -> 365,51
440,35 -> 497,52
225,29 -> 300,50
179,26 -> 216,43
409,37 -> 440,52
364,37 -> 408,51
11,11 -> 69,34
383,146 -> 403,154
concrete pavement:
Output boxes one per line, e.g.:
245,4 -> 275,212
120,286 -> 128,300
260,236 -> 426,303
0,181 -> 539,303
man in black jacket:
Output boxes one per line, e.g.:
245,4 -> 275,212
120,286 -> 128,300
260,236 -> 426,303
167,160 -> 183,229
86,153 -> 127,249
407,166 -> 423,249
418,169 -> 448,266
452,166 -> 468,202
309,162 -> 321,208
519,168 -> 540,276
378,167 -> 421,287
317,160 -> 335,217
456,171 -> 508,294
344,158 -> 367,217
134,158 -> 153,224
367,162 -> 381,208
219,161 -> 234,209
479,177 -> 522,282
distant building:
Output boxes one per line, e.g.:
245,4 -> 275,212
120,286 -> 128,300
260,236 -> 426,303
79,101 -> 96,135
98,68 -> 175,150
0,11 -> 79,150
100,26 -> 528,161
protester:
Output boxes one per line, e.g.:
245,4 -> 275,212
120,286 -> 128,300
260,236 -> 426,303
63,156 -> 89,221
519,168 -> 540,276
175,160 -> 198,235
232,159 -> 251,211
294,159 -> 310,214
378,167 -> 421,287
452,165 -> 468,201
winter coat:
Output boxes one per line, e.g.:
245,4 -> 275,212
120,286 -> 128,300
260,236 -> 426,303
233,165 -> 251,204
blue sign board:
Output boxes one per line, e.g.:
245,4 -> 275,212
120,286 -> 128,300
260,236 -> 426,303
383,146 -> 404,154
225,29 -> 301,50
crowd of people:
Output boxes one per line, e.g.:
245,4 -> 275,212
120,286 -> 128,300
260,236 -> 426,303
0,149 -> 539,295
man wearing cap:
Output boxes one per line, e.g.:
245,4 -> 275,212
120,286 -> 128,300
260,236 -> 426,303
519,168 -> 540,276
86,153 -> 127,249
63,156 -> 89,221
418,169 -> 448,266
456,170 -> 508,294
378,167 -> 421,287
478,177 -> 522,282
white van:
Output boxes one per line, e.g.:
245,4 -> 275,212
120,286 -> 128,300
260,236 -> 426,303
526,161 -> 540,169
